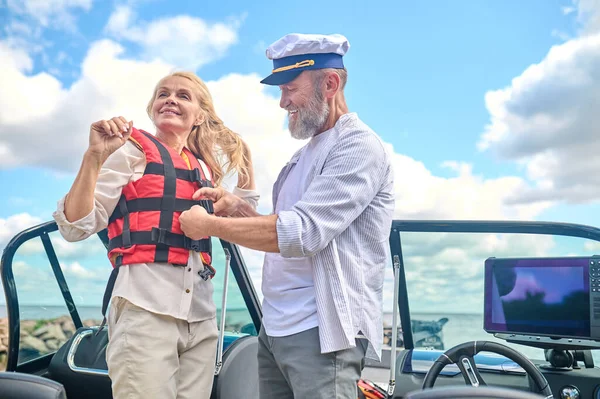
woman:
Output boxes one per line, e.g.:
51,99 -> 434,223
52,71 -> 258,399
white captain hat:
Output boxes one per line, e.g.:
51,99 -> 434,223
260,33 -> 350,86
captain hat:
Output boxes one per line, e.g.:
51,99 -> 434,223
260,33 -> 350,86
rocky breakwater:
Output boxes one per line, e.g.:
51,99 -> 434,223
0,316 -> 102,371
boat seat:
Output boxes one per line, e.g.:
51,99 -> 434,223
48,327 -> 112,399
211,335 -> 259,399
48,326 -> 259,399
0,371 -> 67,399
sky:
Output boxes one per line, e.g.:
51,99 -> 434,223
3,0 -> 600,317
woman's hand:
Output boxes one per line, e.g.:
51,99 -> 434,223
87,116 -> 133,161
63,116 -> 132,223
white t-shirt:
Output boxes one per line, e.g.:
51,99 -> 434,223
261,131 -> 331,336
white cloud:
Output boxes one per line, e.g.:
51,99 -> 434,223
0,41 -> 34,72
0,34 -> 303,192
0,211 -> 105,264
0,213 -> 44,251
8,225 -> 106,259
2,0 -> 89,78
0,30 -> 565,317
572,0 -> 600,34
0,39 -> 174,170
9,259 -> 108,307
104,5 -> 243,70
51,234 -> 108,259
13,260 -> 52,283
104,5 -> 132,33
6,0 -> 92,31
391,151 -> 552,220
61,261 -> 99,280
478,32 -> 600,204
380,230 -> 557,313
551,29 -> 572,42
4,20 -> 42,41
584,240 -> 600,251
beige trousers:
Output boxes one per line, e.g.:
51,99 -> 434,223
106,296 -> 218,399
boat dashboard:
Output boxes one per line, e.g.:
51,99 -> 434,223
365,347 -> 600,398
363,251 -> 600,398
5,220 -> 600,398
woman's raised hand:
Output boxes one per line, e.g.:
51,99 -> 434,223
87,116 -> 133,161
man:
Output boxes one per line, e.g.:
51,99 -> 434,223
179,33 -> 395,398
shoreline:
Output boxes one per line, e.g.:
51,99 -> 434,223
0,312 -> 459,370
0,315 -> 408,371
0,316 -> 102,371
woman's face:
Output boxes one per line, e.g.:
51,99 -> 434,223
151,76 -> 203,135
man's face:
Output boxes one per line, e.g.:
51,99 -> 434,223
279,71 -> 329,140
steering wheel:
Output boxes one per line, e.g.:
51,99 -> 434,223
421,341 -> 553,398
405,386 -> 550,399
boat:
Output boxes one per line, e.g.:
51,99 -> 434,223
2,219 -> 600,398
384,318 -> 449,350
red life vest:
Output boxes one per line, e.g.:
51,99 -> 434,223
106,128 -> 215,277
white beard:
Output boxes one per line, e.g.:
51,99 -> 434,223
288,88 -> 329,140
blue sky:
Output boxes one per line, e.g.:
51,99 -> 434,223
0,0 -> 591,216
2,0 -> 600,314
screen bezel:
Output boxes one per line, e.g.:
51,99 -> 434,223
483,256 -> 592,340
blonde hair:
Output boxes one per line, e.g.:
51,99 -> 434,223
146,71 -> 250,187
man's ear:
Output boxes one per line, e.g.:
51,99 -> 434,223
325,72 -> 341,99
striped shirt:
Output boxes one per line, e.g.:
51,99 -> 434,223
274,112 -> 395,361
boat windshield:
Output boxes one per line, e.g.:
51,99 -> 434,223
3,219 -> 600,374
385,227 -> 600,367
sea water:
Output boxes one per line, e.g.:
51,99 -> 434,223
4,306 -> 600,365
384,312 -> 600,365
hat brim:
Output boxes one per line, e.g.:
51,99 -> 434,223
260,69 -> 303,86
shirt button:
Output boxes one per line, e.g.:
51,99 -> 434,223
188,268 -> 191,272
185,289 -> 190,293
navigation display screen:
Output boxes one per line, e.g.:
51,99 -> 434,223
484,256 -> 593,339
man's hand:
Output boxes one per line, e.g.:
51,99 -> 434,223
179,205 -> 213,240
182,198 -> 279,253
193,187 -> 250,217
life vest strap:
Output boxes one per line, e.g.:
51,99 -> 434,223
109,197 -> 214,223
101,265 -> 120,318
118,196 -> 132,248
108,228 -> 211,253
144,162 -> 213,188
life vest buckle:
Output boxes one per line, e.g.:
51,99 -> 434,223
190,168 -> 202,184
189,239 -> 203,251
189,168 -> 211,188
151,227 -> 169,244
198,265 -> 215,281
197,199 -> 214,214
182,236 -> 210,252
